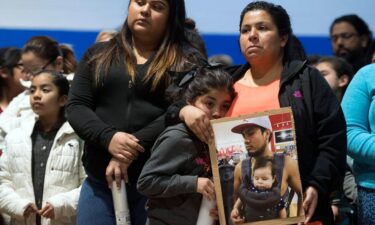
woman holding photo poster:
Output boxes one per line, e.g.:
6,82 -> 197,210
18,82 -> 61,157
167,1 -> 347,224
67,0 -> 206,225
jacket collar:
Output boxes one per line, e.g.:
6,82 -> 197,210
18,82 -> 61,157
230,60 -> 307,85
22,115 -> 74,138
280,60 -> 307,85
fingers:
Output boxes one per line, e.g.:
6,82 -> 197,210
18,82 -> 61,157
193,116 -> 214,144
105,165 -> 115,189
24,206 -> 33,217
124,171 -> 129,183
39,204 -> 54,219
197,178 -> 215,200
209,208 -> 219,220
114,152 -> 134,164
114,164 -> 122,189
231,210 -> 244,224
182,105 -> 214,144
24,203 -> 39,217
126,133 -> 139,142
303,187 -> 318,224
124,134 -> 145,153
106,158 -> 129,189
109,132 -> 145,163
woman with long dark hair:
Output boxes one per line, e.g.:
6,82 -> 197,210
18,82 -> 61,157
172,2 -> 346,224
67,1 -> 206,225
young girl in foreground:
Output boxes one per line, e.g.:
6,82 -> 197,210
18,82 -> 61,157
137,67 -> 235,225
0,70 -> 85,225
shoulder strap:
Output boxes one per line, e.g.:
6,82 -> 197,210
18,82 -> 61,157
273,153 -> 285,189
241,157 -> 252,186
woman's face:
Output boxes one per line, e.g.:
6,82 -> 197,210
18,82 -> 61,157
191,89 -> 232,120
21,52 -> 57,79
11,61 -> 26,93
127,0 -> 170,44
239,10 -> 287,65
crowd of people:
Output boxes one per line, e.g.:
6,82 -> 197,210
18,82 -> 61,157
0,0 -> 374,225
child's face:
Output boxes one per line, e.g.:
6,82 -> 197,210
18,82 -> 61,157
253,166 -> 275,190
30,73 -> 66,119
315,62 -> 340,92
192,89 -> 232,120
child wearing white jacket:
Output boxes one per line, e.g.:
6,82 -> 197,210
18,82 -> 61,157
0,70 -> 85,225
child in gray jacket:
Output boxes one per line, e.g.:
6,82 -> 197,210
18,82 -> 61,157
137,67 -> 235,225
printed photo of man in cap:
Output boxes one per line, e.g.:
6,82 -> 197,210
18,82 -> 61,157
230,116 -> 303,223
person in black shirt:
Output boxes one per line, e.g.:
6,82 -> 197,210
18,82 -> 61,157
67,1 -> 206,225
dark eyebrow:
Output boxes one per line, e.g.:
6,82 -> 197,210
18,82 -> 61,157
204,96 -> 216,101
150,0 -> 168,5
31,83 -> 53,89
40,84 -> 53,88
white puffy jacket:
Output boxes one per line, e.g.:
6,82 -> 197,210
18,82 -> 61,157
0,117 -> 86,225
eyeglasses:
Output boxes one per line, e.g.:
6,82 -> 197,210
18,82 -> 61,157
331,33 -> 358,42
22,59 -> 55,76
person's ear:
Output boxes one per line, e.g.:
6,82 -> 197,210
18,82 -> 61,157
0,68 -> 8,79
338,74 -> 349,88
58,95 -> 68,107
280,34 -> 289,48
360,35 -> 369,48
55,56 -> 64,72
264,129 -> 271,141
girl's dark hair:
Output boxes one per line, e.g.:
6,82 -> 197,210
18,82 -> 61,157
253,157 -> 276,178
183,67 -> 235,104
0,47 -> 22,76
91,0 -> 205,90
318,56 -> 354,79
0,47 -> 22,100
23,36 -> 77,74
317,56 -> 354,95
239,1 -> 296,63
33,70 -> 70,97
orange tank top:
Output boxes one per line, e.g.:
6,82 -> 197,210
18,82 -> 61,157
226,79 -> 280,117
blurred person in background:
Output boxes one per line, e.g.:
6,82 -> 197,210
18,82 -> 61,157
0,47 -> 25,114
95,30 -> 118,43
209,54 -> 233,67
330,14 -> 372,73
0,36 -> 77,148
315,56 -> 353,102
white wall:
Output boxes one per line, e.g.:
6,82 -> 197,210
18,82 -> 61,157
185,0 -> 375,35
1,0 -> 374,35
